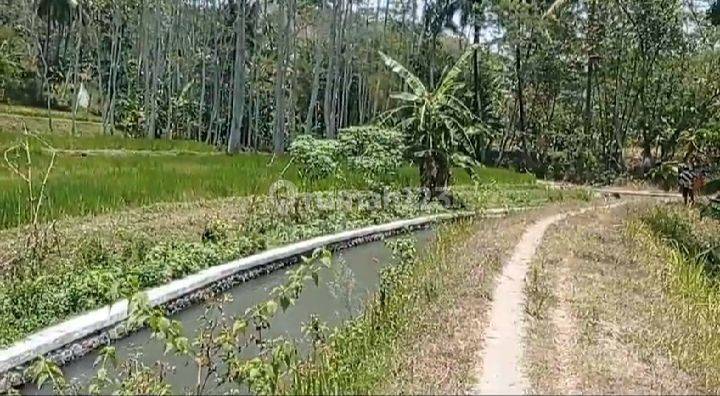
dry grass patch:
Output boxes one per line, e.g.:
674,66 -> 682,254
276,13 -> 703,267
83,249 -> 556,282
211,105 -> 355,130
524,203 -> 700,394
383,202 -> 592,394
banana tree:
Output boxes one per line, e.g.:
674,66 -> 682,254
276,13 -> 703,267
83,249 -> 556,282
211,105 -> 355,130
378,45 -> 482,197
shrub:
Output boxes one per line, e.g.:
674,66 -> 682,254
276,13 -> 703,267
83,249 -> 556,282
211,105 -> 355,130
289,135 -> 341,187
338,126 -> 406,189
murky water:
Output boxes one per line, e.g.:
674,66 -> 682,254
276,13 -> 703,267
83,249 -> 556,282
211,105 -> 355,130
26,229 -> 435,394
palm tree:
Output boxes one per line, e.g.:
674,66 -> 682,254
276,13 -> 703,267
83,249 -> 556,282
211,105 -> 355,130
378,46 -> 480,196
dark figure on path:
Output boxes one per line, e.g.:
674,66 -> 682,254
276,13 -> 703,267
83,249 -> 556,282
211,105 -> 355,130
678,165 -> 705,205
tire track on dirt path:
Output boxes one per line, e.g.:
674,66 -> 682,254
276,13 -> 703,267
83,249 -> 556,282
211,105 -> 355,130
470,202 -> 626,395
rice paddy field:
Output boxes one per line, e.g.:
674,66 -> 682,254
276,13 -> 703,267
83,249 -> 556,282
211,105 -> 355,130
0,121 -> 537,230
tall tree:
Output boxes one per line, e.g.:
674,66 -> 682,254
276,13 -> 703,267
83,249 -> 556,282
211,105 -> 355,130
228,0 -> 247,154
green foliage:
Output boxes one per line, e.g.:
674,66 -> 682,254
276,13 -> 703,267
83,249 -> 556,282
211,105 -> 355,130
338,126 -> 406,189
628,212 -> 720,390
641,207 -> 720,276
648,162 -> 680,191
691,127 -> 720,166
383,46 -> 478,162
0,38 -> 23,98
709,0 -> 720,26
700,202 -> 720,220
379,46 -> 481,191
288,135 -> 341,187
27,357 -> 68,393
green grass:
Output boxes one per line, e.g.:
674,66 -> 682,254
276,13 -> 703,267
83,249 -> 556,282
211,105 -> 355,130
464,166 -> 536,185
0,104 -> 102,123
0,131 -> 537,230
0,130 -> 216,153
0,113 -> 104,136
630,210 -> 720,391
0,152 -> 536,230
640,206 -> 720,276
0,111 -> 538,231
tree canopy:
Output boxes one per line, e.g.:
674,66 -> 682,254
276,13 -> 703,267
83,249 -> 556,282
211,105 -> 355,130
0,0 -> 718,182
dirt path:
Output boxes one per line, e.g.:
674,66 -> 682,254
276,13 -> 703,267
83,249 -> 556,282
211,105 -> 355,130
471,203 -> 625,394
383,202 -> 594,394
470,212 -> 569,394
390,196 -> 705,394
521,203 -> 704,394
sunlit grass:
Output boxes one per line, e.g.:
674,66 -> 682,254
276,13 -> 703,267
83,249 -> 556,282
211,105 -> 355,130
0,124 -> 538,230
630,211 -> 720,391
0,104 -> 102,123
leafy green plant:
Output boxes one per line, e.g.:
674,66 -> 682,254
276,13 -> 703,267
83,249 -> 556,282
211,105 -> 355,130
26,357 -> 69,394
700,202 -> 720,220
0,38 -> 22,97
288,135 -> 341,189
337,126 -> 406,190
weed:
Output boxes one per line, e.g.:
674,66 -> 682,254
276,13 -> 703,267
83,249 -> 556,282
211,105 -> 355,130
525,260 -> 553,319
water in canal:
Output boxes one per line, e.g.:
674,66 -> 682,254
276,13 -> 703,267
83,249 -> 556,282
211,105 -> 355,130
27,229 -> 436,394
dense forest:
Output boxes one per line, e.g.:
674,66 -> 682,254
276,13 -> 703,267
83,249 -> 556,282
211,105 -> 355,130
0,0 -> 719,181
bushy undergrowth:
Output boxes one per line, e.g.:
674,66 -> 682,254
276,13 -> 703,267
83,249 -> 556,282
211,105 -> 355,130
0,226 -> 265,347
640,207 -> 720,276
700,202 -> 720,220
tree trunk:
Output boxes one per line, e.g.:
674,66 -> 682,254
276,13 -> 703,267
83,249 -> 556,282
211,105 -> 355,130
228,0 -> 247,154
323,0 -> 342,138
515,45 -> 529,169
304,10 -> 324,135
583,0 -> 597,138
273,0 -> 290,153
473,14 -> 481,115
70,5 -> 83,135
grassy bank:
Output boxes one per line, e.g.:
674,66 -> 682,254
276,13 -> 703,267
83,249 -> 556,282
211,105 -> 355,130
0,113 -> 103,136
632,206 -> 720,391
289,221 -> 480,393
0,104 -> 101,123
522,204 -> 706,393
0,131 -> 215,153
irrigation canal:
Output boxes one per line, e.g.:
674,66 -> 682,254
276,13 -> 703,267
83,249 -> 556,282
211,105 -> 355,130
26,228 -> 436,394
